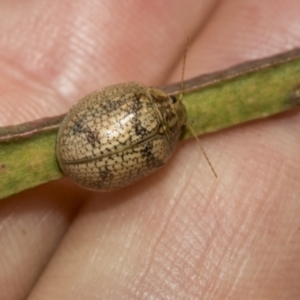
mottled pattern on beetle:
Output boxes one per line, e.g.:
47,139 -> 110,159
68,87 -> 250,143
58,85 -> 161,162
62,136 -> 169,189
56,82 -> 187,190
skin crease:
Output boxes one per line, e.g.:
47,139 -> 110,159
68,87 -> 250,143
0,0 -> 300,299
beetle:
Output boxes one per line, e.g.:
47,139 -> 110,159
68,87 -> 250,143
56,82 -> 187,190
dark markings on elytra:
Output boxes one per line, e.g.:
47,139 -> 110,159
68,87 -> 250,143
134,123 -> 148,137
71,119 -> 85,135
72,119 -> 100,148
99,168 -> 114,182
86,129 -> 100,148
140,142 -> 153,160
140,142 -> 163,169
101,93 -> 144,114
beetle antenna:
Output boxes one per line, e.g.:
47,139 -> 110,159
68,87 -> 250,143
186,122 -> 217,178
179,36 -> 217,178
179,36 -> 190,101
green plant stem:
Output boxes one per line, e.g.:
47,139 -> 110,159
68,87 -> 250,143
1,49 -> 300,199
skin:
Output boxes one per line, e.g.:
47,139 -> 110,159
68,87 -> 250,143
0,0 -> 299,299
